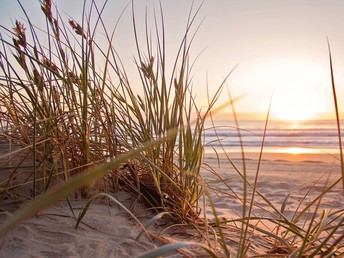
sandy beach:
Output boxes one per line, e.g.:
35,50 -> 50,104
0,196 -> 157,258
204,153 -> 343,256
1,151 -> 343,257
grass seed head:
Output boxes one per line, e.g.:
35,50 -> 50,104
69,19 -> 85,38
13,21 -> 26,48
41,0 -> 53,23
42,57 -> 59,74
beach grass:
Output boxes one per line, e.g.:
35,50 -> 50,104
0,1 -> 344,257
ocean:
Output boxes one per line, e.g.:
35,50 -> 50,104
204,119 -> 343,155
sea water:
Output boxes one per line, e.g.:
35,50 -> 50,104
204,119 -> 343,155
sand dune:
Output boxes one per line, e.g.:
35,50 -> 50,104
0,194 -> 158,258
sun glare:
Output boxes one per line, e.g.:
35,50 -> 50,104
271,84 -> 320,121
283,147 -> 316,155
254,61 -> 329,122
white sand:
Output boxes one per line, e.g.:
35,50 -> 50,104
1,153 -> 343,257
0,193 -> 158,258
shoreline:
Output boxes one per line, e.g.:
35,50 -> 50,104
204,150 -> 341,163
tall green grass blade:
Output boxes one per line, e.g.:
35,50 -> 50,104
327,39 -> 344,193
136,211 -> 170,240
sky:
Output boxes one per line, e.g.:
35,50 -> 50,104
1,0 -> 344,122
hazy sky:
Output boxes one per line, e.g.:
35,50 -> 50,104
1,0 -> 344,121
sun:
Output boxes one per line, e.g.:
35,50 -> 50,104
255,61 -> 329,122
270,84 -> 321,121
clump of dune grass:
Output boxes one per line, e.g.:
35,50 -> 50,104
0,0 -> 227,223
0,0 -> 229,255
108,1 -> 215,220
